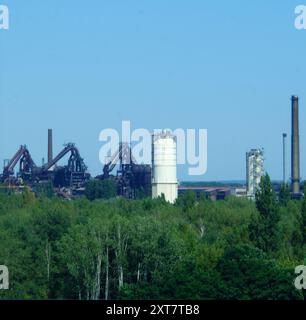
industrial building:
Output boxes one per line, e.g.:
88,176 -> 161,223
0,130 -> 90,198
246,148 -> 264,199
97,130 -> 179,203
178,186 -> 231,201
1,94 -> 303,202
96,142 -> 152,199
152,131 -> 178,204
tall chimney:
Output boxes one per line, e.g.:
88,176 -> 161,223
291,96 -> 300,195
48,129 -> 53,163
283,133 -> 287,185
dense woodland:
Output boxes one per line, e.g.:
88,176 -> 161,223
0,174 -> 305,300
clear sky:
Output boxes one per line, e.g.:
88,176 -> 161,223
1,0 -> 306,181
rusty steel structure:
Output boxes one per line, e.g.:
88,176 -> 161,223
1,145 -> 37,184
1,138 -> 151,200
97,142 -> 152,199
0,133 -> 90,195
41,143 -> 90,189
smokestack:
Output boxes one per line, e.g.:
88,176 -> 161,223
291,96 -> 300,195
283,133 -> 287,185
48,129 -> 53,163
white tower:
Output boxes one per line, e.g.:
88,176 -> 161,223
246,148 -> 264,199
152,131 -> 178,204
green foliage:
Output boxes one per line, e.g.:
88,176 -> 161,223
217,244 -> 303,300
0,187 -> 304,300
85,179 -> 117,201
135,187 -> 146,200
34,181 -> 54,198
278,200 -> 304,260
249,174 -> 280,252
175,190 -> 197,211
279,183 -> 291,206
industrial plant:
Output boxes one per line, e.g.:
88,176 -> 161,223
0,95 -> 304,201
96,142 -> 152,199
244,95 -> 303,199
0,129 -> 90,198
246,149 -> 265,199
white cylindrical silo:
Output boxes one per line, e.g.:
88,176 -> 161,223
152,131 -> 178,204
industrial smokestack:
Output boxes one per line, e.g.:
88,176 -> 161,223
291,96 -> 300,195
283,133 -> 287,185
48,129 -> 53,163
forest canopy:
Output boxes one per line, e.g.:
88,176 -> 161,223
0,175 -> 305,300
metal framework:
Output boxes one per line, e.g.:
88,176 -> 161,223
2,145 -> 37,182
1,143 -> 89,191
98,142 -> 151,199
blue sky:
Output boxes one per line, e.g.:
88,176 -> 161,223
0,0 -> 306,181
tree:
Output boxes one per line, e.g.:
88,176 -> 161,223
176,190 -> 197,212
85,179 -> 117,201
0,188 -> 304,300
58,219 -> 112,300
279,183 -> 291,206
249,174 -> 280,252
34,181 -> 54,198
216,244 -> 303,300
